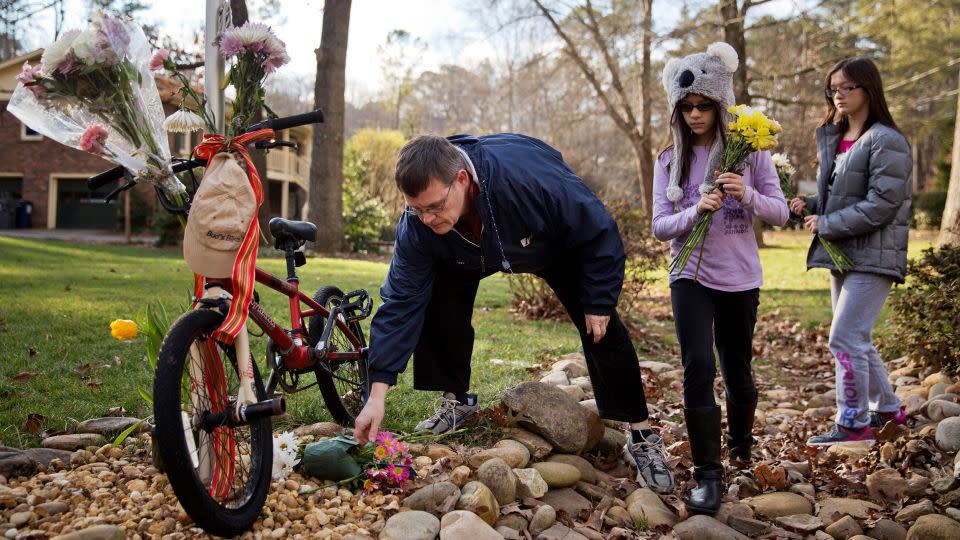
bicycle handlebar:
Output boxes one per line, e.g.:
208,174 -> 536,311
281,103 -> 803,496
86,108 -> 325,191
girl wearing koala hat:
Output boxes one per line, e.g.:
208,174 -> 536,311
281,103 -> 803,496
651,42 -> 788,514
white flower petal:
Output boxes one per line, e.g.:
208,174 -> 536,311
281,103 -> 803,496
41,29 -> 80,74
163,109 -> 206,133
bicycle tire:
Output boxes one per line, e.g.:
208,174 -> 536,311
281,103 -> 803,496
309,286 -> 369,426
154,309 -> 272,537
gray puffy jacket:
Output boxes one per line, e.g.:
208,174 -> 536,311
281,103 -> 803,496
803,122 -> 912,283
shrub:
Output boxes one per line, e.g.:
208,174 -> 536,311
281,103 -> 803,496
343,145 -> 391,253
911,191 -> 947,229
509,198 -> 666,321
885,244 -> 960,372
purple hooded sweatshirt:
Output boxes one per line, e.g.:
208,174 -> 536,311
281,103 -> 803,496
652,146 -> 789,292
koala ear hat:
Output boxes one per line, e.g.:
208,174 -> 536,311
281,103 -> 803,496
661,42 -> 739,202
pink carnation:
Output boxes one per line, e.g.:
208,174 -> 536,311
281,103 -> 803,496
79,124 -> 109,154
149,49 -> 170,71
16,62 -> 42,85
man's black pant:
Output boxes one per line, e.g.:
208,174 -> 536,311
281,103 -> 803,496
670,279 -> 759,408
413,264 -> 650,422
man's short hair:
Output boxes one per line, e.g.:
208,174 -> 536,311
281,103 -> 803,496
395,135 -> 464,197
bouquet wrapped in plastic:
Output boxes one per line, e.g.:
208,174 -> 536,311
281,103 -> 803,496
7,11 -> 186,206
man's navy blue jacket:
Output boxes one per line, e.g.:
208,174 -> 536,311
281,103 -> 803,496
367,133 -> 626,386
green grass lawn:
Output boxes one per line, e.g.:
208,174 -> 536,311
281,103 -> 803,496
0,229 -> 936,447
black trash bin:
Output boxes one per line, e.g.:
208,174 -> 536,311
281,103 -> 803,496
0,198 -> 16,229
15,200 -> 33,228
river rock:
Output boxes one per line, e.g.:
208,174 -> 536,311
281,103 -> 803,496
537,523 -> 588,540
477,458 -> 516,505
53,525 -> 126,540
776,514 -> 825,534
894,499 -> 934,524
867,518 -> 907,540
0,448 -> 36,479
457,481 -> 499,525
825,514 -> 863,540
493,439 -> 531,468
501,428 -> 553,460
744,492 -> 813,519
866,468 -> 906,502
557,384 -> 587,402
905,514 -> 960,540
74,417 -> 146,435
21,448 -> 71,470
923,372 -> 953,387
540,488 -> 592,519
546,454 -> 597,484
675,515 -> 750,540
927,400 -> 960,422
727,516 -> 772,536
292,421 -> 344,438
532,462 -> 580,488
449,465 -> 471,487
496,526 -> 522,540
40,434 -> 107,451
439,510 -> 503,540
715,502 -> 755,525
381,511 -> 441,540
595,427 -> 628,455
553,358 -> 589,378
514,468 -> 548,498
530,504 -> 557,533
817,497 -> 881,525
540,371 -> 570,386
496,513 -> 529,531
501,381 -> 603,453
468,446 -> 529,469
403,482 -> 460,515
626,487 -> 677,528
935,417 -> 960,453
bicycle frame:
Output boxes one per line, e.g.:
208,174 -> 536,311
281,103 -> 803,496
202,266 -> 365,374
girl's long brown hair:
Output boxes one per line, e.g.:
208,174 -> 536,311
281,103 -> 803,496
820,57 -> 902,137
660,96 -> 726,188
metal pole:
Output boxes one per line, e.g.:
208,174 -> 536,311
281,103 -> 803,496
205,0 -> 225,134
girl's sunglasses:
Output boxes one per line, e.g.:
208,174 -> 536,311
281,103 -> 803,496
678,102 -> 713,113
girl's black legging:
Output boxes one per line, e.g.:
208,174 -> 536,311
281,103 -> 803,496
670,279 -> 760,408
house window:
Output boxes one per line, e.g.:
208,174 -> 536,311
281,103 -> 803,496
20,123 -> 42,141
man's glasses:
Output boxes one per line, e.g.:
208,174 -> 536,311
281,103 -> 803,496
678,102 -> 714,113
825,85 -> 861,99
405,183 -> 454,217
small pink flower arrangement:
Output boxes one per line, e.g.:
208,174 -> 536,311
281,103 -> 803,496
148,48 -> 170,72
79,124 -> 109,154
217,20 -> 290,136
360,431 -> 415,494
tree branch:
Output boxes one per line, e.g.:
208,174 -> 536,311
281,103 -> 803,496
579,0 -> 638,130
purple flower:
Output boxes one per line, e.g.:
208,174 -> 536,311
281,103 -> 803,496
100,13 -> 130,58
16,62 -> 42,85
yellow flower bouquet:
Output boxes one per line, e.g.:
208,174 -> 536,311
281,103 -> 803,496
669,105 -> 781,278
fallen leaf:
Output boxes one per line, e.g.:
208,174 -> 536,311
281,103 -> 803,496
24,413 -> 46,434
85,379 -> 103,389
755,463 -> 787,490
74,363 -> 95,373
11,371 -> 36,382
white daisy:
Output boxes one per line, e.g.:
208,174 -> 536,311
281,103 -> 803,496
163,109 -> 206,133
41,29 -> 80,74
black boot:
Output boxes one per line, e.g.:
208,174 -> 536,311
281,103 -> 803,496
684,406 -> 723,514
726,398 -> 757,465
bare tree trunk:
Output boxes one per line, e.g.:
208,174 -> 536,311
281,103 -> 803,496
719,0 -> 765,247
939,71 -> 960,246
309,0 -> 351,252
229,0 -> 272,244
124,191 -> 131,243
638,0 -> 654,212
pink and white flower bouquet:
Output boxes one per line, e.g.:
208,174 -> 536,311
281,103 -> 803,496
219,21 -> 290,137
7,11 -> 187,206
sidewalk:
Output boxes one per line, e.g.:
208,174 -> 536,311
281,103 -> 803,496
0,228 -> 159,245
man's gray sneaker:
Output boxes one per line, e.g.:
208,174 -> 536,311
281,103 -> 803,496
414,392 -> 479,434
624,432 -> 675,494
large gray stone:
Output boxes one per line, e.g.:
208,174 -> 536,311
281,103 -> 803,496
546,454 -> 597,484
539,488 -> 592,519
866,468 -> 906,502
514,468 -> 548,498
381,511 -> 440,540
895,499 -> 935,524
501,428 -> 553,460
675,515 -> 751,540
816,497 -> 881,525
457,481 -> 499,525
532,462 -> 580,488
21,447 -> 72,469
935,416 -> 960,453
439,510 -> 503,540
867,518 -> 907,540
477,458 -> 516,505
926,400 -> 960,422
536,523 -> 589,540
41,433 -> 107,451
727,516 -> 772,536
776,514 -> 825,534
529,504 -> 556,533
905,514 -> 960,540
402,482 -> 460,515
292,421 -> 344,438
493,439 -> 531,468
74,417 -> 146,435
501,381 -> 603,454
0,447 -> 36,479
626,487 -> 677,528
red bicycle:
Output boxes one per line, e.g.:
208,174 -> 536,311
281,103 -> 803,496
87,110 -> 372,536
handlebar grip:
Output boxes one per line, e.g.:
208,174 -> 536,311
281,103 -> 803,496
171,159 -> 206,173
243,109 -> 324,133
87,166 -> 125,190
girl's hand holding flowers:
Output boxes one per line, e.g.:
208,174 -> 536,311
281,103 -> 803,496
790,197 -> 806,215
715,171 -> 746,201
697,189 -> 724,215
804,215 -> 819,234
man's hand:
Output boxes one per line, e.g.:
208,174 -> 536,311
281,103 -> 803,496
789,197 -> 806,215
715,172 -> 746,201
585,314 -> 610,343
803,214 -> 819,234
354,382 -> 389,444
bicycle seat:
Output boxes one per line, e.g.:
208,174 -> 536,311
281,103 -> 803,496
269,218 -> 317,242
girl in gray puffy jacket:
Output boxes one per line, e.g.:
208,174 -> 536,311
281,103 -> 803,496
789,57 -> 911,446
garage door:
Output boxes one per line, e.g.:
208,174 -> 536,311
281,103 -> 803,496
56,178 -> 117,229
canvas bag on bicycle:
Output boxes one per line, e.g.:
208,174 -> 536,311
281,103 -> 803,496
182,130 -> 274,404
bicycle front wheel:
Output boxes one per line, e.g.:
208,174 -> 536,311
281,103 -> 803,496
154,309 -> 272,537
310,286 -> 369,426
